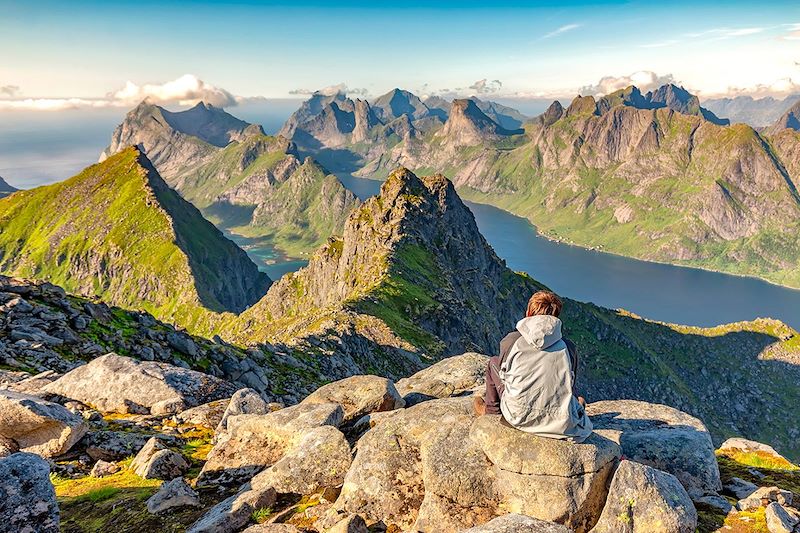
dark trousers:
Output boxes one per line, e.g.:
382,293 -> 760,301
484,355 -> 504,415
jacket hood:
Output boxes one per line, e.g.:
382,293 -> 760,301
516,315 -> 563,350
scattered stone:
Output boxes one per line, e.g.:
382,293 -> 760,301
460,514 -> 571,532
765,502 -> 799,533
587,400 -> 721,497
242,525 -> 301,533
90,459 -> 120,478
592,460 -> 697,533
0,452 -> 59,533
82,430 -> 153,462
326,514 -> 369,533
0,389 -> 88,457
4,370 -> 60,395
395,352 -> 488,398
43,353 -> 237,415
723,476 -> 758,499
470,414 -> 620,532
694,494 -> 734,514
130,437 -> 189,480
146,477 -> 201,514
737,486 -> 793,511
300,375 -> 405,424
198,402 -> 343,486
251,425 -> 352,495
187,484 -> 276,533
215,388 -> 269,436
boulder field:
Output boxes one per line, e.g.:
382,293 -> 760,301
1,352 -> 797,533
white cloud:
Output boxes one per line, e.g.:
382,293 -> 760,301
540,23 -> 581,40
580,71 -> 677,96
469,79 -> 502,94
783,23 -> 800,40
716,78 -> 800,98
289,83 -> 369,97
0,74 -> 248,111
0,85 -> 20,97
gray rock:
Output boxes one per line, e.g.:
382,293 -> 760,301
592,460 -> 697,533
82,430 -> 152,462
300,375 -> 405,424
470,415 -> 620,532
587,400 -> 721,498
765,502 -> 799,533
326,514 -> 368,533
146,477 -> 200,514
198,402 -> 343,486
737,486 -> 793,511
90,459 -> 120,477
4,370 -> 60,395
694,494 -> 734,514
215,388 -> 269,436
0,452 -> 59,533
0,389 -> 88,457
723,476 -> 758,499
175,398 -> 230,429
251,425 -> 352,495
395,352 -> 488,398
167,332 -> 198,357
131,437 -> 189,480
460,514 -> 571,532
719,438 -> 794,465
0,435 -> 19,458
187,483 -> 276,533
43,353 -> 237,415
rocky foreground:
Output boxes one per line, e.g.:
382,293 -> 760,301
2,348 -> 799,533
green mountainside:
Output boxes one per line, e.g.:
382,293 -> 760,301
281,84 -> 800,289
101,101 -> 359,259
0,147 -> 270,331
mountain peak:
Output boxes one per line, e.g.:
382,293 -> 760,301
766,99 -> 800,134
0,176 -> 18,198
437,98 -> 521,146
370,88 -> 430,122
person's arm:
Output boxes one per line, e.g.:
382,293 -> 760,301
564,338 -> 585,406
485,332 -> 520,414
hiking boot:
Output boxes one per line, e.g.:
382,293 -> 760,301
473,395 -> 486,416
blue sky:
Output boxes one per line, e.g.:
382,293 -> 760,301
1,0 -> 799,108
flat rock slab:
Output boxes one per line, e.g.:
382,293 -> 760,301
198,402 -> 343,486
188,484 -> 276,533
44,353 -> 237,415
146,477 -> 201,514
592,460 -> 697,533
0,452 -> 59,533
395,352 -> 488,399
587,400 -> 721,497
0,389 -> 88,457
300,375 -> 404,424
460,514 -> 571,532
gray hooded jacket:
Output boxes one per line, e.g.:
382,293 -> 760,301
499,315 -> 592,442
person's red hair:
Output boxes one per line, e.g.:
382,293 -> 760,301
526,291 -> 563,317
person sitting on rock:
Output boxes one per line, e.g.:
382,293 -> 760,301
473,290 -> 592,442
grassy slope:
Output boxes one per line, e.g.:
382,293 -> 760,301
0,148 -> 243,334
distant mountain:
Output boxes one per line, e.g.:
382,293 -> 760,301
765,99 -> 800,134
0,147 -> 270,329
468,97 -> 528,130
0,176 -> 17,198
101,101 -> 358,259
435,99 -> 522,147
703,94 -> 800,128
369,88 -> 432,122
348,84 -> 800,289
596,84 -> 729,125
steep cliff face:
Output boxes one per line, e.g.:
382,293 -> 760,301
0,147 -> 270,329
233,168 -> 537,375
435,99 -> 523,147
765,100 -> 800,135
99,100 -> 263,180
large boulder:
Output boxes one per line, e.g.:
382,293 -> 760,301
591,460 -> 697,533
0,389 -> 88,457
130,437 -> 189,480
587,400 -> 721,497
461,514 -> 571,533
251,425 -> 352,495
198,402 -> 343,486
300,375 -> 404,424
765,502 -> 799,533
395,352 -> 487,399
0,452 -> 59,533
470,415 -> 620,532
188,483 -> 276,533
43,353 -> 237,415
175,398 -> 231,430
337,397 -> 476,530
214,388 -> 269,437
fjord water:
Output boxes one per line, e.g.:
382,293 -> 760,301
337,174 -> 800,330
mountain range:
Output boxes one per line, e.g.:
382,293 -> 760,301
0,176 -> 17,198
278,83 -> 800,289
101,100 -> 358,258
703,93 -> 800,128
